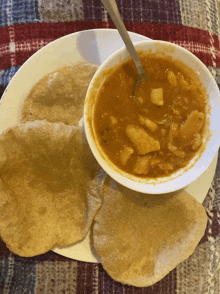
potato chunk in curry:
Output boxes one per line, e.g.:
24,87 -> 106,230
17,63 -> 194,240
139,116 -> 158,132
151,88 -> 164,106
119,146 -> 134,166
179,110 -> 204,146
126,125 -> 160,155
133,155 -> 152,175
94,51 -> 207,178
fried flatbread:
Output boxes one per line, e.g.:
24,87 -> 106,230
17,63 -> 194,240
21,62 -> 99,126
0,120 -> 101,257
93,178 -> 207,287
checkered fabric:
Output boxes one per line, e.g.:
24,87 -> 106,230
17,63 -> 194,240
0,1 -> 220,293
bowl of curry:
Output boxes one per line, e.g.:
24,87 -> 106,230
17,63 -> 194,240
84,40 -> 220,194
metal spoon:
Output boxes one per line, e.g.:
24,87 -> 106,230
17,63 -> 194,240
100,0 -> 149,97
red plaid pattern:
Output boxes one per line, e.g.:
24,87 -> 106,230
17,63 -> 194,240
0,21 -> 219,76
0,0 -> 220,293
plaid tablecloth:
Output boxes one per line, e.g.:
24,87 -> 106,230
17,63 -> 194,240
0,0 -> 220,293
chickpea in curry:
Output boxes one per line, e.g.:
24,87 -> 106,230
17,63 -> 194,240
93,51 -> 207,178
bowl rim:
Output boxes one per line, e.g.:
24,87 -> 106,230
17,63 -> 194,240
85,39 -> 220,194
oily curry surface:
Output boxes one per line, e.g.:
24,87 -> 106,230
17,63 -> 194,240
93,51 -> 207,178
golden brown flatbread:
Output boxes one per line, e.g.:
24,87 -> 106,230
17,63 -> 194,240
93,178 -> 207,287
0,120 -> 101,257
21,62 -> 99,126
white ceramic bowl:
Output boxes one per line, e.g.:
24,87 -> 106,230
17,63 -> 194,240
84,40 -> 220,194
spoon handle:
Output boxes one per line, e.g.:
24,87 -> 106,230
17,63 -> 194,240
100,0 -> 145,76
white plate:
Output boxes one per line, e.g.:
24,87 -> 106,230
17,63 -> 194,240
0,29 -> 217,263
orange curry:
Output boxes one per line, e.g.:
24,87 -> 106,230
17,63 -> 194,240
93,51 -> 207,178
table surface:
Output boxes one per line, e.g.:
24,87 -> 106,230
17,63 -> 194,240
0,0 -> 220,293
